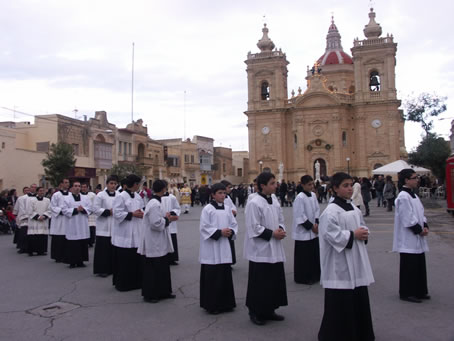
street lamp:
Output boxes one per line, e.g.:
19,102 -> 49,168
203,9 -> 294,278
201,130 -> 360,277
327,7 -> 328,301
259,160 -> 263,173
346,157 -> 350,175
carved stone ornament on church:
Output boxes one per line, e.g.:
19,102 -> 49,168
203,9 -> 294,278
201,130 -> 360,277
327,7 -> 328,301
315,139 -> 322,146
306,145 -> 313,151
312,125 -> 324,136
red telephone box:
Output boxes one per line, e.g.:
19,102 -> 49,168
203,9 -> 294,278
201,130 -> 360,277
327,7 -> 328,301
446,155 -> 454,214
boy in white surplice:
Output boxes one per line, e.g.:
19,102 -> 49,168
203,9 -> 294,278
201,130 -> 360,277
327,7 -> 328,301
318,172 -> 374,341
199,182 -> 238,315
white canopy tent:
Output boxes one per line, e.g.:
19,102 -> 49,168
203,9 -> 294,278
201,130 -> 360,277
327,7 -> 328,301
372,160 -> 431,176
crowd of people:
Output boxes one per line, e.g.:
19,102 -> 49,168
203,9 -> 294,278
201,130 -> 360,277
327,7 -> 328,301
0,168 -> 432,340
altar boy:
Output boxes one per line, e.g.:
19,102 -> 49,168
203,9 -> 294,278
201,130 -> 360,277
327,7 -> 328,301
199,183 -> 238,314
318,172 -> 375,341
292,175 -> 320,284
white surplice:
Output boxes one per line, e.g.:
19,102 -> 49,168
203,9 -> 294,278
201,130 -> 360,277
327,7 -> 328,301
49,191 -> 69,235
319,202 -> 374,289
393,190 -> 429,254
243,194 -> 286,263
62,194 -> 92,240
292,191 -> 320,241
28,197 -> 51,235
161,194 -> 181,234
112,190 -> 143,248
199,202 -> 238,265
93,190 -> 116,237
137,197 -> 173,258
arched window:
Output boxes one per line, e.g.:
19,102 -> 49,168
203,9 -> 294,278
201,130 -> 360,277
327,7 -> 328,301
342,131 -> 347,146
373,163 -> 383,169
294,134 -> 297,148
369,71 -> 380,91
261,81 -> 270,100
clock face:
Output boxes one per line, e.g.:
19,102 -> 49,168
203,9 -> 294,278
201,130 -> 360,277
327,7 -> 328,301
262,126 -> 270,135
371,119 -> 382,128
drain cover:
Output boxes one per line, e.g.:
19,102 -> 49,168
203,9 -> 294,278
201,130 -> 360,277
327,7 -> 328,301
29,302 -> 80,318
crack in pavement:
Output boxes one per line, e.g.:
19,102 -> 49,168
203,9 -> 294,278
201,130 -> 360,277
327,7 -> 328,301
177,279 -> 199,300
191,316 -> 219,341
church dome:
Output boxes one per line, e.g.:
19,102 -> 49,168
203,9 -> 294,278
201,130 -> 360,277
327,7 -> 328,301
317,17 -> 353,66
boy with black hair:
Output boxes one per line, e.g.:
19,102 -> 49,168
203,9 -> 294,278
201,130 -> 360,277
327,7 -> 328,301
27,187 -> 51,256
292,175 -> 321,284
244,172 -> 288,326
220,180 -> 237,265
139,179 -> 178,303
161,180 -> 181,265
63,181 -> 92,268
93,175 -> 118,277
49,178 -> 70,262
393,169 -> 430,303
112,174 -> 144,291
318,172 -> 374,341
199,182 -> 238,314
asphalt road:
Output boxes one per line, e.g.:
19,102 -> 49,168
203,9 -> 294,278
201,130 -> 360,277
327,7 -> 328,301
1,199 -> 453,341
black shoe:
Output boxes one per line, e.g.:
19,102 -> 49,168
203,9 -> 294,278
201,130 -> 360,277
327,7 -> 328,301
417,294 -> 431,300
28,253 -> 34,256
98,273 -> 109,278
249,313 -> 266,326
400,296 -> 422,303
265,312 -> 285,321
144,298 -> 159,303
17,250 -> 25,254
77,263 -> 86,268
69,264 -> 77,269
169,261 -> 178,266
208,309 -> 220,315
166,294 -> 176,299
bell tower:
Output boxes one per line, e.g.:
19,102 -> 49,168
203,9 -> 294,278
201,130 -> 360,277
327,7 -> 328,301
245,24 -> 289,111
351,8 -> 398,102
244,24 -> 289,180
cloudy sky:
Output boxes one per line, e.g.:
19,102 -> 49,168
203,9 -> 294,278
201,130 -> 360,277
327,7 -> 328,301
0,0 -> 452,152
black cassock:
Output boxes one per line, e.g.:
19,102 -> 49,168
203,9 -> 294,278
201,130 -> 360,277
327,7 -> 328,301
246,261 -> 288,318
142,255 -> 173,300
294,238 -> 321,284
51,235 -> 67,262
318,286 -> 375,341
112,246 -> 142,291
93,236 -> 113,275
200,264 -> 236,313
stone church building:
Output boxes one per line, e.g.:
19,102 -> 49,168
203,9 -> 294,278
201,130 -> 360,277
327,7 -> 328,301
245,8 -> 406,182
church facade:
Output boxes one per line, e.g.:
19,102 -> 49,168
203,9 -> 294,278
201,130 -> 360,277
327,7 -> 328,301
245,8 -> 406,182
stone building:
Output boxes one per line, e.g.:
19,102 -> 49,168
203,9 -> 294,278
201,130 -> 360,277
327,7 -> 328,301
213,147 -> 233,181
0,112 -> 166,190
245,8 -> 406,182
232,151 -> 250,184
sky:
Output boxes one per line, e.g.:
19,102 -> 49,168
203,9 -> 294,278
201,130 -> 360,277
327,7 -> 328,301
0,0 -> 452,152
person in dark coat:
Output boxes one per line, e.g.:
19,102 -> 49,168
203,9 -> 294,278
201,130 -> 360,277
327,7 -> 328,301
361,178 -> 372,217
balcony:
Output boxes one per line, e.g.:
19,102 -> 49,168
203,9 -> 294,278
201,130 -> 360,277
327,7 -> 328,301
136,156 -> 155,167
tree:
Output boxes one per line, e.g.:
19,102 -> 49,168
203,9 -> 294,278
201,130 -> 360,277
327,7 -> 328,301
404,93 -> 447,135
41,142 -> 76,187
109,163 -> 145,180
408,133 -> 451,181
